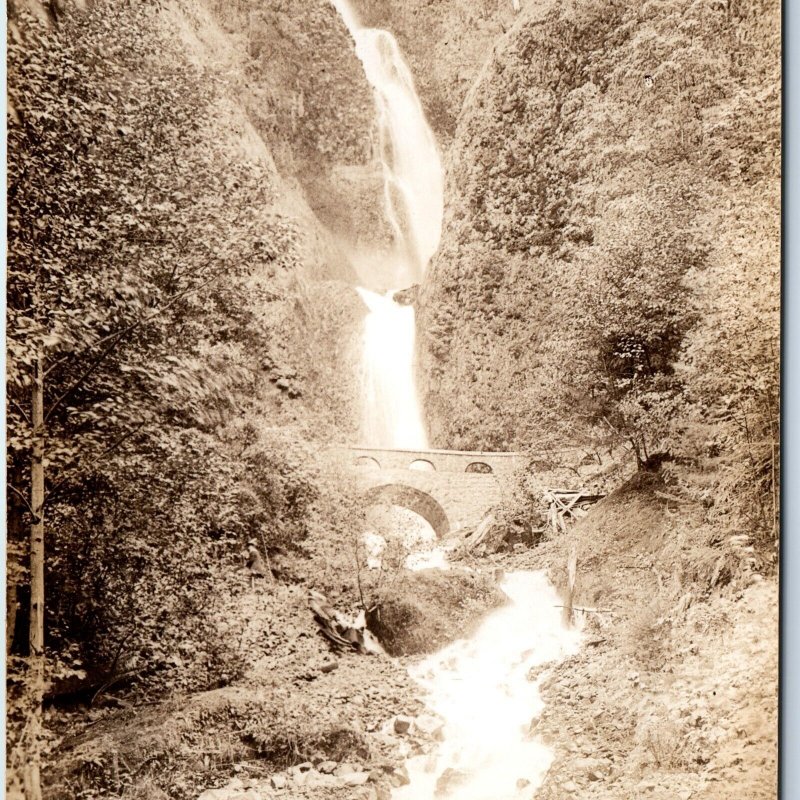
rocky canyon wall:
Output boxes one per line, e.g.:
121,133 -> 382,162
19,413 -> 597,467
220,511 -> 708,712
415,0 -> 780,452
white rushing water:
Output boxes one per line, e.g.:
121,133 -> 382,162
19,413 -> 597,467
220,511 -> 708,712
332,0 -> 443,448
393,572 -> 583,800
332,0 -> 444,282
357,288 -> 428,448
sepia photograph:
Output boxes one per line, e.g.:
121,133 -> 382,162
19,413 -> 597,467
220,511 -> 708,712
6,0 -> 780,798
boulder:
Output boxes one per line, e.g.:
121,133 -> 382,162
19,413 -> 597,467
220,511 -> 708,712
435,768 -> 469,796
393,715 -> 413,735
342,771 -> 371,786
269,774 -> 287,790
304,770 -> 337,790
366,570 -> 506,656
414,714 -> 445,740
389,766 -> 410,788
465,511 -> 541,555
392,285 -> 419,305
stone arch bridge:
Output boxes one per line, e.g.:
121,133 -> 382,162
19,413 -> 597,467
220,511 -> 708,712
328,445 -> 527,537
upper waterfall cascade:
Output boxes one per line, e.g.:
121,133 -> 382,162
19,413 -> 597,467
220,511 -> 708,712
332,0 -> 444,285
332,0 -> 444,450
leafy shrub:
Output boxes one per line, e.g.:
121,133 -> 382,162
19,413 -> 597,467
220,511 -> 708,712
366,569 -> 506,655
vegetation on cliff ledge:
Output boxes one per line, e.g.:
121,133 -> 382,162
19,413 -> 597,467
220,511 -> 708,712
419,0 -> 779,546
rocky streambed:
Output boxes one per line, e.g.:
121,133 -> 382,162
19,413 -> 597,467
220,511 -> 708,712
197,711 -> 445,800
196,565 -> 583,800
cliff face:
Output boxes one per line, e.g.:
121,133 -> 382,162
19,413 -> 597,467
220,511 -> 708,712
175,0 -> 388,283
416,0 -> 780,452
167,0 -> 382,433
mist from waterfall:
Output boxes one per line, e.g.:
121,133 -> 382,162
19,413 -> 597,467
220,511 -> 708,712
332,0 -> 443,448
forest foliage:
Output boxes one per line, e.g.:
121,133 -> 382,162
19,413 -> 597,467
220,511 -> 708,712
6,0 -> 363,745
419,0 -> 780,542
4,0 -> 781,793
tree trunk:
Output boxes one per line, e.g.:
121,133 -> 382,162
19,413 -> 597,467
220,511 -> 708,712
24,353 -> 45,800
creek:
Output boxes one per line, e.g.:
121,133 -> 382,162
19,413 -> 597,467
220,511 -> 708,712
331,5 -> 581,797
393,571 -> 582,799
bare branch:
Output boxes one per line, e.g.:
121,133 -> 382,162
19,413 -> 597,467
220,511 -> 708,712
7,484 -> 35,516
8,398 -> 32,427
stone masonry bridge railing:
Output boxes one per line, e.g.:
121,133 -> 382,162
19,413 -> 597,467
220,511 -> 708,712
326,445 -> 528,537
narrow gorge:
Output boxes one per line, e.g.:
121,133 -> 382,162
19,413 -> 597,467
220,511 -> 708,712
6,1 -> 780,800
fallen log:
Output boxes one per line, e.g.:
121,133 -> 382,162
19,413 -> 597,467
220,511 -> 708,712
554,605 -> 614,615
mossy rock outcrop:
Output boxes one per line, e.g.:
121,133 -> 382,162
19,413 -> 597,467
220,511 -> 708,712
366,569 -> 506,656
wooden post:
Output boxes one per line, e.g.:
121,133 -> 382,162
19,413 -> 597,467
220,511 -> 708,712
25,352 -> 45,800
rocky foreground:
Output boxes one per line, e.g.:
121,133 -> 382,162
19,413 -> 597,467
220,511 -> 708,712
196,711 -> 445,800
44,475 -> 777,800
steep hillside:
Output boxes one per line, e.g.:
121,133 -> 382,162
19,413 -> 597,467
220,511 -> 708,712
496,473 -> 778,799
6,1 -> 379,792
418,0 -> 780,463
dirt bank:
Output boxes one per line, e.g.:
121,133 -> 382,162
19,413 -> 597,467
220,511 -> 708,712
43,564 -> 509,799
491,474 -> 778,799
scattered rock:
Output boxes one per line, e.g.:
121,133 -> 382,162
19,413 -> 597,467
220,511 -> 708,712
435,767 -> 469,796
343,771 -> 371,786
389,766 -> 410,788
269,774 -> 287,790
394,715 -> 413,734
414,714 -> 445,740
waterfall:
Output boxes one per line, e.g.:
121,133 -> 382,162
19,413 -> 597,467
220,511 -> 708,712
332,0 -> 443,448
356,288 -> 428,449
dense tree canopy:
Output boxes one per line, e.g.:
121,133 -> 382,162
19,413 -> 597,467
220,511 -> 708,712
6,0 -> 362,717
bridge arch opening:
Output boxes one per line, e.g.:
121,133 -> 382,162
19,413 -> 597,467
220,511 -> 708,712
354,456 -> 381,470
466,461 -> 493,474
363,484 -> 450,539
409,458 -> 436,471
